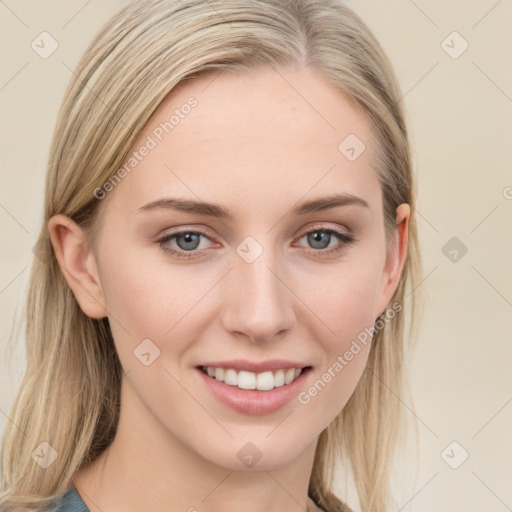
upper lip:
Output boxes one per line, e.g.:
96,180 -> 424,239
197,359 -> 311,373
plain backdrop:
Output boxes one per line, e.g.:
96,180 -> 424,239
1,1 -> 511,511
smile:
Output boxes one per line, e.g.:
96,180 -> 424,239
196,364 -> 313,415
200,365 -> 307,391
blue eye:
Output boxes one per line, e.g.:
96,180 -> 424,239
157,230 -> 210,260
170,232 -> 202,251
297,227 -> 354,256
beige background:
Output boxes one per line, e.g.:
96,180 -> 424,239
1,1 -> 511,510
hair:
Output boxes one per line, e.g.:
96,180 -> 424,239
0,1 -> 423,511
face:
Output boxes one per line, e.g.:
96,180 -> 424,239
55,65 -> 408,472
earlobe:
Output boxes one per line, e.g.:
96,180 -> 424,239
48,214 -> 107,319
376,203 -> 410,317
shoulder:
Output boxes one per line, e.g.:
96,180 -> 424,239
45,486 -> 90,512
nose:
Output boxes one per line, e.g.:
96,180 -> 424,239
220,246 -> 296,343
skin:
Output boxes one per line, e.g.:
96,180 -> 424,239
49,65 -> 409,512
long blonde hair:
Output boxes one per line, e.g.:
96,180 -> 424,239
0,1 -> 422,510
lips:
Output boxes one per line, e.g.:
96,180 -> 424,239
195,359 -> 313,415
196,366 -> 312,414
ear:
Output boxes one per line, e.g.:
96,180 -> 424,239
48,214 -> 107,319
375,203 -> 410,317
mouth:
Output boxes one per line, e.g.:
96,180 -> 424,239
197,365 -> 312,391
195,364 -> 313,415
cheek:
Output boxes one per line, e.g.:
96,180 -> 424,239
294,258 -> 383,416
300,256 -> 384,344
96,241 -> 210,366
296,305 -> 374,429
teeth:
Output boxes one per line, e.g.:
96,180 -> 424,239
274,369 -> 285,387
203,366 -> 305,391
238,370 -> 256,390
224,368 -> 238,386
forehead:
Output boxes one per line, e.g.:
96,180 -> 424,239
104,65 -> 381,218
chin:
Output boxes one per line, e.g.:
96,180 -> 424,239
197,432 -> 313,472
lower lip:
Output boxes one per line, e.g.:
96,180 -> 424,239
196,367 -> 312,415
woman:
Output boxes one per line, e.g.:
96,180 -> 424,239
0,0 -> 422,511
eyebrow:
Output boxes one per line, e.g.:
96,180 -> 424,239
137,193 -> 369,219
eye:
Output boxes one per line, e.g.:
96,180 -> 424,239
156,230 -> 215,260
295,226 -> 355,257
156,225 -> 355,260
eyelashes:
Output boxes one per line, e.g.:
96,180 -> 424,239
156,226 -> 355,260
